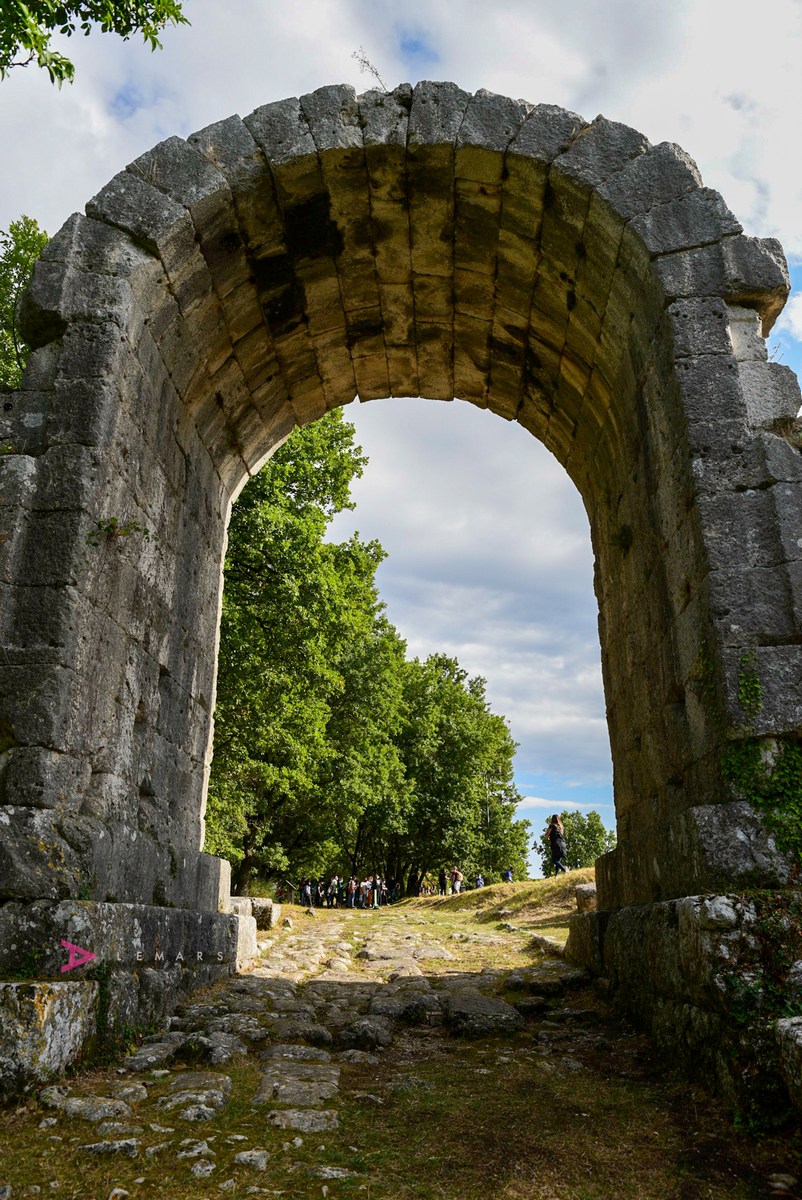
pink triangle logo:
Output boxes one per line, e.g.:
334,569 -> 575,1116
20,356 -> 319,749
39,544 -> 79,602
60,940 -> 97,972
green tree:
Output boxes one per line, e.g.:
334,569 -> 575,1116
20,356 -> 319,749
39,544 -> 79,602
390,655 -> 530,891
536,809 -> 616,877
204,409 -> 407,892
0,215 -> 49,391
205,411 -> 531,897
0,1 -> 187,85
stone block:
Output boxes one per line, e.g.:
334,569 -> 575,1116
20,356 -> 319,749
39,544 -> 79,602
721,645 -> 802,736
87,169 -> 193,279
408,80 -> 471,148
738,360 -> 802,428
251,898 -> 281,930
0,899 -> 239,977
300,84 -> 362,153
188,114 -> 283,260
0,981 -> 98,1099
359,84 -> 412,149
552,115 -> 649,196
697,488 -> 784,570
706,563 -> 794,645
456,89 -> 530,183
629,188 -> 741,257
652,235 -> 789,334
128,136 -> 232,241
668,801 -> 794,895
727,305 -> 767,362
2,746 -> 89,811
228,897 -> 253,918
666,296 -> 731,358
245,96 -> 318,171
597,140 -> 702,222
509,102 -> 583,169
777,1017 -> 802,1117
235,914 -> 258,969
565,911 -> 608,974
575,883 -> 597,913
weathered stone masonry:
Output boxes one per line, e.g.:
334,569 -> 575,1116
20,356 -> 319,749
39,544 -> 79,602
0,82 -> 800,1094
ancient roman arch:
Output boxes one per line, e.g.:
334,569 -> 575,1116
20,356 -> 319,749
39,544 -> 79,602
1,83 -> 801,1099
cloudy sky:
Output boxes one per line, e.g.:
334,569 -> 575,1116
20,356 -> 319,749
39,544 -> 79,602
2,0 -> 800,867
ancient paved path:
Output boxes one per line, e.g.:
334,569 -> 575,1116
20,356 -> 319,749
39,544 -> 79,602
1,902 -> 799,1199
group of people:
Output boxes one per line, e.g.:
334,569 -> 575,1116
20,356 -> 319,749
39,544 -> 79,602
297,874 -> 400,909
286,821 -> 569,911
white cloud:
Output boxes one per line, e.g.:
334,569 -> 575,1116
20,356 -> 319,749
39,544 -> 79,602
517,796 -> 584,811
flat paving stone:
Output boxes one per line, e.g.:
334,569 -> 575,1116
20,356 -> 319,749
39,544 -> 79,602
39,1089 -> 132,1123
255,1060 -> 340,1106
444,990 -> 525,1037
265,1109 -> 339,1132
260,1043 -> 332,1063
79,1138 -> 139,1157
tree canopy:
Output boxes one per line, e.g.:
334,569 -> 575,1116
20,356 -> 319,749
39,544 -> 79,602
204,410 -> 531,894
0,215 -> 49,391
0,1 -> 187,84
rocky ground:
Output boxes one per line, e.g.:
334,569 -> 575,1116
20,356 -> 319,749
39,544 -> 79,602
1,885 -> 801,1199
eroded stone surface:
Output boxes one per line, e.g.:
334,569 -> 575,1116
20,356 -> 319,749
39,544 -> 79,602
265,1109 -> 339,1133
0,983 -> 97,1098
444,990 -> 524,1038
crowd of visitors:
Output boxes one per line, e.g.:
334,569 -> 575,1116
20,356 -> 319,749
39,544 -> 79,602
281,855 -> 541,907
286,863 -> 520,906
295,874 -> 402,908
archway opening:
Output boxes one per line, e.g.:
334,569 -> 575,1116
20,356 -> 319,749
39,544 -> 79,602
204,393 -> 614,895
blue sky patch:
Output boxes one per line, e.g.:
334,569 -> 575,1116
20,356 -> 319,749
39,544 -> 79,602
398,31 -> 439,67
108,82 -> 145,121
769,261 -> 802,385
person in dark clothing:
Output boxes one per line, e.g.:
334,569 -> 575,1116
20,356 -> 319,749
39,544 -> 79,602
438,868 -> 447,896
545,814 -> 569,874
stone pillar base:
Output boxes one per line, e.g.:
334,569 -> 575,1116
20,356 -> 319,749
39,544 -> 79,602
0,807 -> 232,913
566,892 -> 802,1122
0,899 -> 253,1100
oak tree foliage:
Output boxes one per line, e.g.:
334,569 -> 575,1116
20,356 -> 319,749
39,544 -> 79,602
0,0 -> 187,84
0,215 -> 49,391
204,410 -> 530,894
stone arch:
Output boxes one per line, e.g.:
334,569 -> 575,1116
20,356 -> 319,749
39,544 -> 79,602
1,81 -> 800,925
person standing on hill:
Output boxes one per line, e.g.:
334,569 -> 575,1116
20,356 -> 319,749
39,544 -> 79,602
438,867 -> 447,895
545,814 -> 569,874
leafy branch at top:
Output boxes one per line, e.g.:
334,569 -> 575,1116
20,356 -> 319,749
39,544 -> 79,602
0,1 -> 188,86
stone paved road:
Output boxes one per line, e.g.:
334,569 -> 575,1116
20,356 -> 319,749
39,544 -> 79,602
2,902 -> 797,1200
